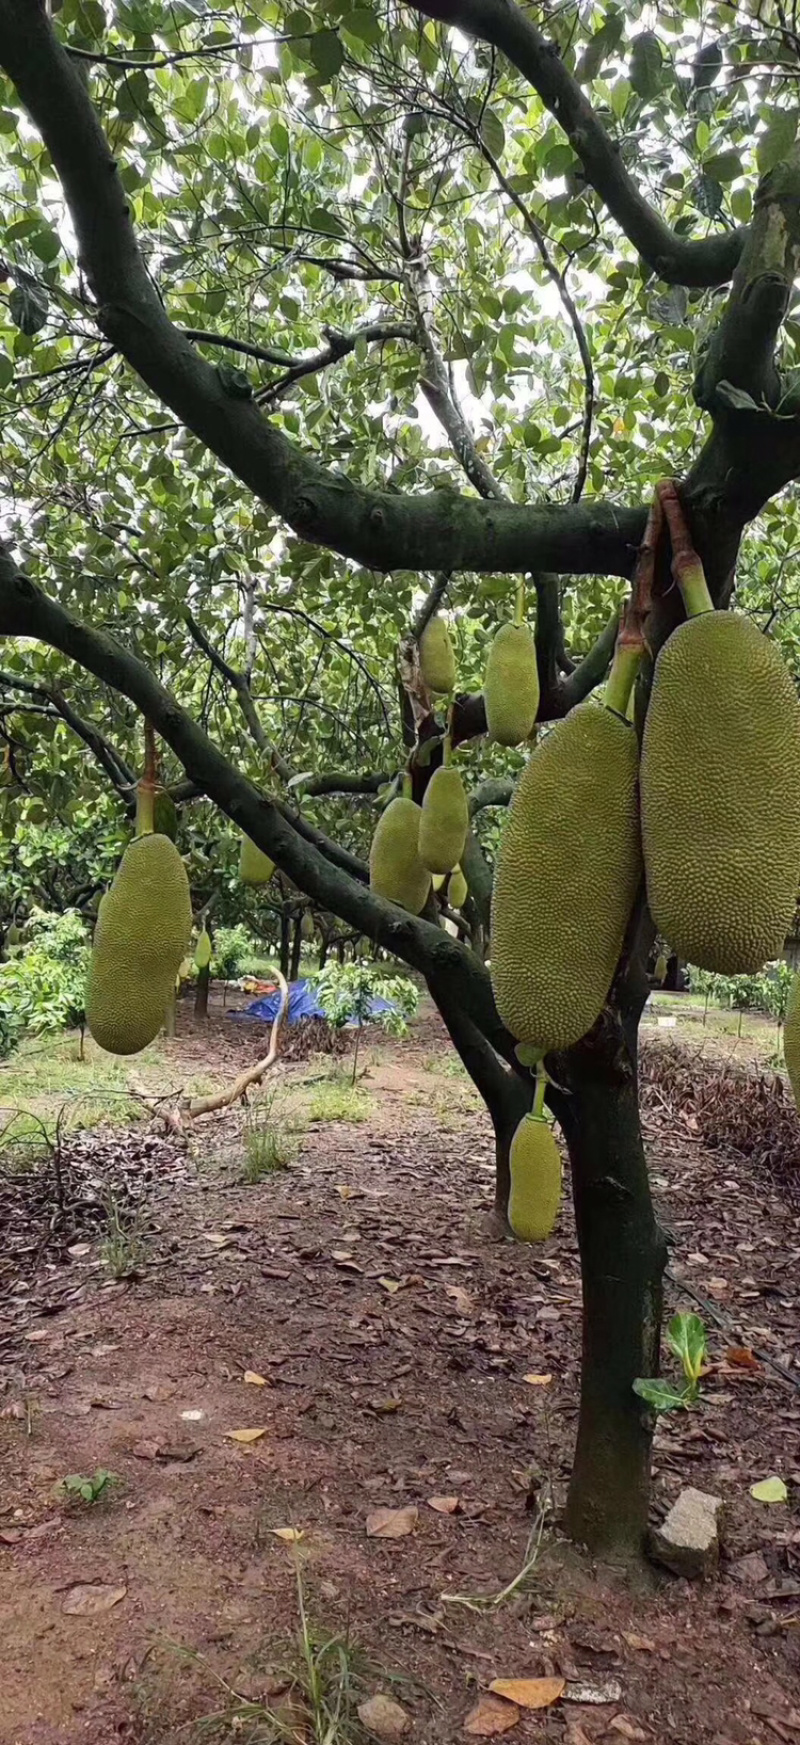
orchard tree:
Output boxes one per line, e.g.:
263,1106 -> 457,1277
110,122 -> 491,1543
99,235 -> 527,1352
2,0 -> 800,1559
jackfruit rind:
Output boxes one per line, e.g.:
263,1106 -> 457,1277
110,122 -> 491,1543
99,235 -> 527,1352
239,834 -> 275,886
369,795 -> 431,914
419,616 -> 456,694
641,613 -> 800,974
491,701 -> 641,1053
418,766 -> 468,874
448,866 -> 468,909
784,971 -> 800,1108
508,1114 -> 561,1241
483,622 -> 539,746
86,833 -> 192,1055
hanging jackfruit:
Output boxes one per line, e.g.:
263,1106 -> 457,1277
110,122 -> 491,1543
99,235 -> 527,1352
239,834 -> 275,886
419,615 -> 456,694
369,795 -> 431,914
195,928 -> 212,971
483,621 -> 539,746
508,1113 -> 562,1241
86,833 -> 192,1055
641,611 -> 800,974
653,951 -> 668,985
153,789 -> 178,841
418,765 -> 468,874
448,866 -> 468,909
301,911 -> 315,942
784,970 -> 800,1109
491,657 -> 641,1053
431,872 -> 446,892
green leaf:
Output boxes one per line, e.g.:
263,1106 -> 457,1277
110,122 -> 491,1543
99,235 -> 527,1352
757,110 -> 797,175
9,282 -> 48,336
341,7 -> 380,46
0,352 -> 14,390
629,32 -> 663,101
666,1311 -> 707,1382
633,1378 -> 690,1414
703,149 -> 741,184
715,379 -> 761,412
270,120 -> 289,157
750,1476 -> 788,1504
693,40 -> 723,90
29,228 -> 61,264
308,28 -> 344,82
480,108 -> 505,159
307,205 -> 347,238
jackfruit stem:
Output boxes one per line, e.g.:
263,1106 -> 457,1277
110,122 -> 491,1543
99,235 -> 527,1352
402,771 -> 412,801
657,478 -> 713,618
143,719 -> 158,786
442,732 -> 452,769
135,779 -> 155,836
603,641 -> 643,718
513,580 -> 525,628
533,1061 -> 547,1119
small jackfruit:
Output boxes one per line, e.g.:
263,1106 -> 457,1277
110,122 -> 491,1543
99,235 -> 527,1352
785,972 -> 800,1108
239,834 -> 275,886
448,866 -> 468,909
301,911 -> 315,942
86,833 -> 192,1055
508,1114 -> 561,1241
369,795 -> 431,914
641,612 -> 800,974
653,951 -> 668,985
419,615 -> 456,694
491,700 -> 641,1053
153,789 -> 178,841
195,928 -> 212,971
418,766 -> 468,874
483,621 -> 539,746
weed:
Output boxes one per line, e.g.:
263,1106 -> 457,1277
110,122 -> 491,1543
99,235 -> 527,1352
422,1052 -> 468,1078
243,1090 -> 297,1181
100,1188 -> 147,1278
59,1468 -> 117,1505
307,1077 -> 371,1125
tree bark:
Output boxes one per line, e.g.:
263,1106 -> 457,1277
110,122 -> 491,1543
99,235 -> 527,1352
290,918 -> 303,981
554,1036 -> 667,1560
279,908 -> 290,979
194,963 -> 210,1019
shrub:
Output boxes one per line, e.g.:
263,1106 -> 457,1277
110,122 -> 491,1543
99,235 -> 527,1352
0,908 -> 90,1051
210,924 -> 255,980
688,961 -> 793,1021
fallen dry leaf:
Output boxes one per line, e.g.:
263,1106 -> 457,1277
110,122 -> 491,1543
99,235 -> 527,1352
608,1719 -> 648,1741
357,1692 -> 411,1739
272,1527 -> 304,1543
0,1528 -> 22,1544
463,1693 -> 520,1736
225,1427 -> 268,1444
621,1633 -> 656,1652
444,1284 -> 474,1314
726,1346 -> 761,1371
243,1371 -> 267,1387
379,1277 -> 402,1294
489,1678 -> 564,1710
366,1505 -> 418,1539
427,1495 -> 461,1515
522,1374 -> 553,1387
751,1476 -> 788,1504
62,1582 -> 127,1617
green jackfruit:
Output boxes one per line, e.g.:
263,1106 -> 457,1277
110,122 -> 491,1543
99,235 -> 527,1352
483,621 -> 539,746
491,700 -> 641,1053
153,789 -> 178,841
431,872 -> 446,892
418,766 -> 468,874
654,951 -> 668,985
508,1114 -> 561,1241
239,834 -> 275,886
301,911 -> 315,942
86,833 -> 192,1055
195,928 -> 212,971
641,612 -> 800,974
448,866 -> 468,909
784,971 -> 800,1108
369,795 -> 431,914
419,616 -> 456,694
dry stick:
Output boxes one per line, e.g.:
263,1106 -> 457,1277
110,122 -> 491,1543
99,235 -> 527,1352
186,970 -> 289,1118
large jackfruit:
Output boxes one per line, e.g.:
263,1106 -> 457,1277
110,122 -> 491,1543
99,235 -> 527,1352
369,795 -> 431,914
418,765 -> 468,874
641,612 -> 800,973
783,970 -> 800,1109
508,1114 -> 562,1241
483,622 -> 539,746
491,700 -> 641,1053
86,833 -> 192,1055
419,616 -> 456,694
239,834 -> 275,886
448,866 -> 468,909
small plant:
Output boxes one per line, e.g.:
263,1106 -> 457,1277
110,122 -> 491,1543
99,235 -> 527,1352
243,1090 -> 297,1181
312,962 -> 419,1083
210,923 -> 255,981
60,1468 -> 117,1505
308,1076 -> 371,1124
634,1311 -> 708,1414
100,1189 -> 146,1278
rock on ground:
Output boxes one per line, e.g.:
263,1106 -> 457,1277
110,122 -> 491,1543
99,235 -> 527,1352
649,1487 -> 723,1579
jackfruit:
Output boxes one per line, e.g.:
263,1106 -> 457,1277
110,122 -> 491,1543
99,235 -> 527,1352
784,971 -> 800,1108
419,765 -> 468,874
654,951 -> 668,985
301,911 -> 315,942
641,612 -> 800,973
239,834 -> 275,886
86,833 -> 192,1055
6,922 -> 21,948
483,621 -> 539,746
431,872 -> 446,892
153,789 -> 178,841
419,616 -> 456,694
369,795 -> 431,914
508,1114 -> 561,1241
195,928 -> 212,971
491,699 -> 641,1053
448,866 -> 468,909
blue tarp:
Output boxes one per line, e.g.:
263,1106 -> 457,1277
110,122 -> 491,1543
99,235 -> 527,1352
230,976 -> 398,1029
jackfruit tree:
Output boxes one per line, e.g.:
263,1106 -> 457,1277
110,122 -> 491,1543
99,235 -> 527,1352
3,0 -> 800,1562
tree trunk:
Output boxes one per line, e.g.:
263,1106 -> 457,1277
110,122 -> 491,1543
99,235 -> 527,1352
290,917 -> 303,981
279,908 -> 290,979
318,936 -> 328,970
164,986 -> 176,1039
194,963 -> 210,1019
556,1042 -> 667,1561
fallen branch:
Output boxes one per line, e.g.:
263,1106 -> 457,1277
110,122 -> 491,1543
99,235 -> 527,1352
186,971 -> 289,1118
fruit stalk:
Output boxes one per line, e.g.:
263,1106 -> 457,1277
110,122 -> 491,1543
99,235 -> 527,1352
657,478 -> 713,617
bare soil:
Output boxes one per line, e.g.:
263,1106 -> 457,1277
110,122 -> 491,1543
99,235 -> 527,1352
1,1007 -> 800,1745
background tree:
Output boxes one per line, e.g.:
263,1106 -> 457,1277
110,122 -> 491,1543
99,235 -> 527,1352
1,0 -> 800,1560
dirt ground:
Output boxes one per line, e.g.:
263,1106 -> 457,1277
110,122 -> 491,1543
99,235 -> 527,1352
1,1005 -> 800,1745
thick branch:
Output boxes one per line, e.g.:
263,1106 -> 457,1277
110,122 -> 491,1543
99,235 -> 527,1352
558,607 -> 620,711
297,771 -> 392,798
410,0 -> 744,287
468,777 -> 514,815
0,666 -> 136,800
183,319 -> 416,382
0,3 -> 641,580
695,147 -> 800,411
